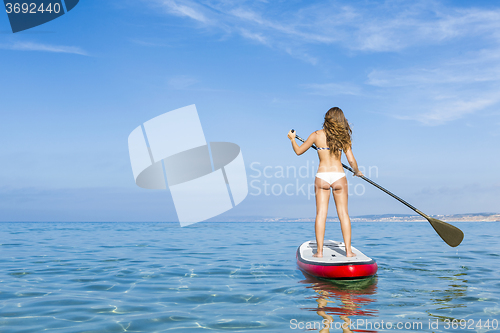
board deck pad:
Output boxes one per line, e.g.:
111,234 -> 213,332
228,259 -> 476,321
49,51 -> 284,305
297,240 -> 378,279
299,240 -> 373,264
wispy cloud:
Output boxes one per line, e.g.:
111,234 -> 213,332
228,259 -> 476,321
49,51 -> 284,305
129,38 -> 169,47
302,82 -> 361,96
0,41 -> 88,55
143,0 -> 500,125
152,0 -> 210,23
365,45 -> 500,125
392,95 -> 500,125
367,63 -> 500,88
142,0 -> 500,53
167,75 -> 199,89
239,28 -> 269,45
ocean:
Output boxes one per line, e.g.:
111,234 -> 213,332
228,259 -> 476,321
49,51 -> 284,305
0,221 -> 498,332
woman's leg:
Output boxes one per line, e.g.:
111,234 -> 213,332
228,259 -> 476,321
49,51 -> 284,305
314,177 -> 331,258
331,177 -> 356,257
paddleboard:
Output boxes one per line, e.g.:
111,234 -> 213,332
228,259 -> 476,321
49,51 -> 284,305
296,240 -> 377,280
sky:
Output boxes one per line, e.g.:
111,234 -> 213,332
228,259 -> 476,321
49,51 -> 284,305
0,0 -> 499,222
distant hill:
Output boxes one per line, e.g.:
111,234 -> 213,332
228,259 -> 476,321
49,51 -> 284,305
208,213 -> 500,222
349,213 -> 500,222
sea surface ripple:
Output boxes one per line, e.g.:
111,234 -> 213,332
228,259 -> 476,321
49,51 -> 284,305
0,222 -> 498,332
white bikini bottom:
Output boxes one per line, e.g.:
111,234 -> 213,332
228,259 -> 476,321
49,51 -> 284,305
315,172 -> 346,185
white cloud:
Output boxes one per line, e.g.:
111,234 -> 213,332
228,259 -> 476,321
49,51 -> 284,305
142,1 -> 500,53
239,29 -> 268,45
364,45 -> 500,125
129,38 -> 168,47
393,96 -> 500,125
142,0 -> 500,125
367,62 -> 500,88
153,0 -> 210,23
1,41 -> 88,55
302,82 -> 361,96
167,75 -> 199,89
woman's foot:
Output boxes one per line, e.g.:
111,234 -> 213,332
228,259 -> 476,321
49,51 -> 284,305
346,251 -> 357,257
313,252 -> 323,258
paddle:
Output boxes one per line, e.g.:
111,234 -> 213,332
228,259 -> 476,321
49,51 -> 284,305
291,130 -> 464,247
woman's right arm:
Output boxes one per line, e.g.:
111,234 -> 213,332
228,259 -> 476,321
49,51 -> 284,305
344,148 -> 363,177
288,130 -> 316,155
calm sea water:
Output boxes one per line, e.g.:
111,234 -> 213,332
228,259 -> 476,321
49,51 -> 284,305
0,222 -> 498,333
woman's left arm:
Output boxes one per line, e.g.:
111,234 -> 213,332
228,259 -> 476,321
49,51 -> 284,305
287,130 -> 316,155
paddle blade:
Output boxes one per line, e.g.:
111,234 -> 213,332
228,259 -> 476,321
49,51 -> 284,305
427,217 -> 464,247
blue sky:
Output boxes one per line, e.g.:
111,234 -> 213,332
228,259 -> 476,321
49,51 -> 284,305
0,0 -> 499,222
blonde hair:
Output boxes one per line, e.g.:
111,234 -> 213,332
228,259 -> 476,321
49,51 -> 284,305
323,107 -> 352,157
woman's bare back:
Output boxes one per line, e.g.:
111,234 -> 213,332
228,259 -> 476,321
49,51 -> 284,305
314,130 -> 344,173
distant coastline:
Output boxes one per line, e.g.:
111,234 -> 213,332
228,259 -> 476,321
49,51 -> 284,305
4,213 -> 498,223
215,213 -> 500,222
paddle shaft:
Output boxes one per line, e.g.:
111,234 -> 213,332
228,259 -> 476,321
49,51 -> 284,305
293,133 -> 428,219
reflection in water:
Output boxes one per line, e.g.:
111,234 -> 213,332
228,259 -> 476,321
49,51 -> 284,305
299,271 -> 378,333
428,268 -> 469,322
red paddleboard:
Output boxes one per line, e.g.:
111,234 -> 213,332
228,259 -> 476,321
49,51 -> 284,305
297,240 -> 378,280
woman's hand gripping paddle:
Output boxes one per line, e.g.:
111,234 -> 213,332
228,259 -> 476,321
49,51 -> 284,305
291,129 -> 464,247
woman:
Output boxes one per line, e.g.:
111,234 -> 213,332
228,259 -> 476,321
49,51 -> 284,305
287,107 -> 363,258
